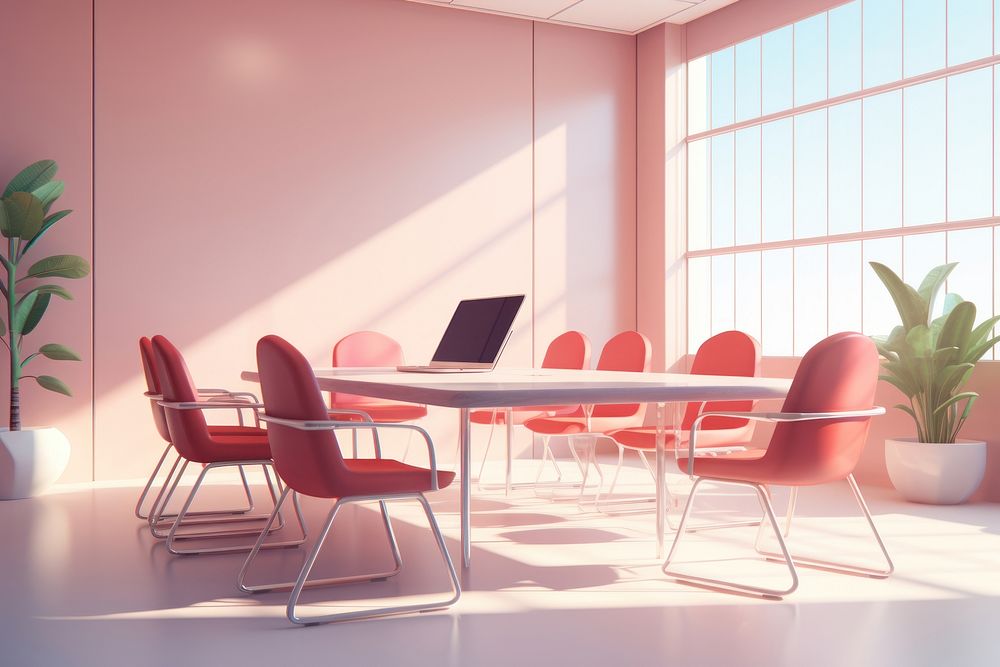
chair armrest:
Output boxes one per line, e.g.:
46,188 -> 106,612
158,400 -> 266,411
259,415 -> 440,491
326,408 -> 375,422
683,407 -> 885,477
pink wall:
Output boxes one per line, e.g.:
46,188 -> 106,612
532,22 -> 637,369
0,0 -> 94,482
90,0 -> 637,478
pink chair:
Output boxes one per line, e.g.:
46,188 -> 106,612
239,335 -> 460,625
662,332 -> 892,598
136,336 -> 263,523
603,331 -> 760,508
470,330 -> 591,493
330,331 -> 428,456
150,335 -> 305,554
523,331 -> 652,498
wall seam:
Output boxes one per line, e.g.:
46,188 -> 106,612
91,0 -> 96,482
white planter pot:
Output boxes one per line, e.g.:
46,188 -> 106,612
0,427 -> 71,500
885,437 -> 987,505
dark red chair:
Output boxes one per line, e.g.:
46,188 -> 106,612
238,335 -> 460,625
662,332 -> 892,598
136,336 -> 263,523
150,335 -> 304,554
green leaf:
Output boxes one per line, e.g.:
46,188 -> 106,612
932,391 -> 980,416
904,325 -> 934,357
940,292 -> 964,318
35,375 -> 71,396
19,293 -> 50,335
25,254 -> 90,279
1,192 -> 45,239
39,343 -> 81,361
18,284 -> 73,303
916,263 -> 957,307
869,262 -> 928,330
12,291 -> 38,333
937,301 -> 976,352
31,180 -> 64,213
19,209 -> 72,259
4,160 -> 57,197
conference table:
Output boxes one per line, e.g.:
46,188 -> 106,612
241,367 -> 792,568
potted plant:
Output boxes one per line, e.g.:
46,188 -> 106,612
0,160 -> 90,500
870,261 -> 998,504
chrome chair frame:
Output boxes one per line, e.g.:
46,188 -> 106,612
135,388 -> 262,521
662,407 -> 893,599
240,415 -> 460,625
150,399 -> 309,554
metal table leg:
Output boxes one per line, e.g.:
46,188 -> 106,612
504,407 -> 513,497
460,407 -> 472,567
655,402 -> 666,558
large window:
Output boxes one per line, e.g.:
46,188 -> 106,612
686,0 -> 1000,357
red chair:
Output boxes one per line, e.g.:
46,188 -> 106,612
523,331 -> 652,498
150,335 -> 305,555
662,332 -> 892,598
136,336 -> 263,523
330,331 -> 428,457
239,335 -> 459,625
470,330 -> 591,493
603,331 -> 760,508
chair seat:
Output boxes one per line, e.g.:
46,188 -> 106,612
523,414 -> 642,435
193,433 -> 271,463
329,403 -> 428,423
677,449 -> 830,485
608,426 -> 752,450
325,458 -> 455,497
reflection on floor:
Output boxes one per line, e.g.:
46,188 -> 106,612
2,457 -> 999,666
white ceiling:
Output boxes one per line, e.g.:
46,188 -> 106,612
409,0 -> 741,34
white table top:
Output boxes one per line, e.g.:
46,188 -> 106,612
240,367 -> 792,409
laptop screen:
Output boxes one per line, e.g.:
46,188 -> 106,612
431,295 -> 525,364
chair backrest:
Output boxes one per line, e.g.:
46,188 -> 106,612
761,332 -> 880,484
150,335 -> 213,462
259,334 -> 348,497
541,330 -> 591,370
331,331 -> 405,407
139,336 -> 171,443
592,331 -> 652,418
681,331 -> 761,433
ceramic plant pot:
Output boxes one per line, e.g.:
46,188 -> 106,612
885,437 -> 987,505
0,427 -> 71,500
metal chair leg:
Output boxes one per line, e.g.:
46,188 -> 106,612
475,411 -> 499,491
533,436 -> 564,485
285,493 -> 461,625
135,443 -> 174,519
595,444 -> 626,511
662,477 -> 799,599
754,476 -> 894,578
239,492 -> 403,593
165,462 -> 306,555
149,461 -> 270,539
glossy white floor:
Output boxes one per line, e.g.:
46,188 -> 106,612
3,455 -> 999,667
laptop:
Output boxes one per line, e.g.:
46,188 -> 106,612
397,295 -> 525,373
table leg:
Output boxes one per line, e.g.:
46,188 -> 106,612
504,407 -> 513,497
655,402 -> 666,559
460,407 -> 472,568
